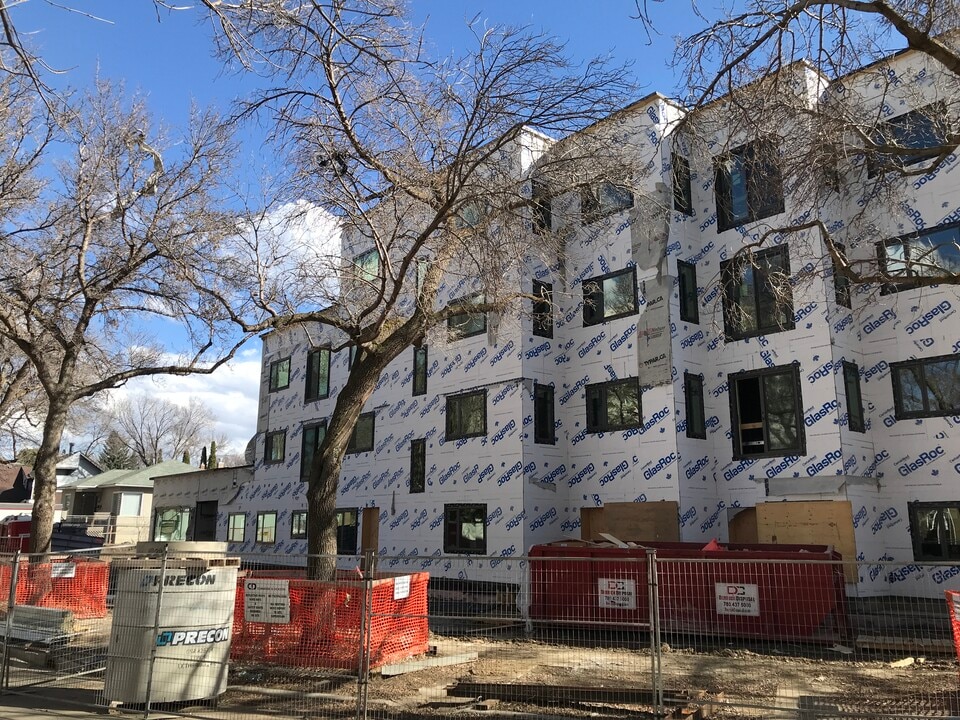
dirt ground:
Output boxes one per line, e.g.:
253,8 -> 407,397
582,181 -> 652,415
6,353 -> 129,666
222,628 -> 960,719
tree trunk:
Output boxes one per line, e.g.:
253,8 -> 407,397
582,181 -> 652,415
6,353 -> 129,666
29,403 -> 71,555
306,354 -> 385,580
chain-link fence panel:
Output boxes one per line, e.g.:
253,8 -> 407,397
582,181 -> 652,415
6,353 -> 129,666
1,548 -> 959,720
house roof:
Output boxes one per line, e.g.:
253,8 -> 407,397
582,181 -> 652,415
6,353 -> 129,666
56,452 -> 103,475
62,460 -> 196,491
0,464 -> 30,494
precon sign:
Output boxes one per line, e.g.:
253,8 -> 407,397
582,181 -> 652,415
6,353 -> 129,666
597,578 -> 637,610
715,583 -> 760,616
244,579 -> 291,623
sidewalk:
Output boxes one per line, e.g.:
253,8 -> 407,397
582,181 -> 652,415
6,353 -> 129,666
0,688 -> 178,720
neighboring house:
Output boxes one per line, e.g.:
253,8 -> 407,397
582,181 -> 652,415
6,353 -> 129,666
0,464 -> 33,521
219,45 -> 958,597
55,451 -> 103,485
151,465 -> 254,543
53,452 -> 103,518
60,460 -> 196,545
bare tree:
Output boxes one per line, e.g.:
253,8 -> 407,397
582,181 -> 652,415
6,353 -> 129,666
0,75 -> 250,553
198,0 -> 638,578
658,1 -> 960,300
112,395 -> 216,467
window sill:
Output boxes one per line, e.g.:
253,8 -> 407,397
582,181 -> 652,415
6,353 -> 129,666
446,431 -> 486,442
733,449 -> 805,462
583,308 -> 638,328
724,322 -> 796,342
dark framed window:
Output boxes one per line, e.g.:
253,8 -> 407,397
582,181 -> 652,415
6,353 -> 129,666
585,378 -> 641,433
444,504 -> 487,554
583,267 -> 637,326
534,383 -> 555,445
264,430 -> 286,464
255,511 -> 277,544
346,412 -> 375,453
833,243 -> 851,308
891,354 -> 960,419
842,361 -> 865,433
677,260 -> 699,324
412,345 -> 427,396
354,248 -> 380,282
532,280 -> 553,338
268,357 -> 291,392
300,421 -> 327,480
446,390 -> 487,440
673,153 -> 693,216
291,511 -> 307,540
729,364 -> 805,459
715,139 -> 784,231
415,258 -> 430,292
456,201 -> 486,228
337,508 -> 359,555
410,439 -> 426,493
868,103 -> 951,177
227,512 -> 246,543
581,181 -> 633,225
348,345 -> 361,369
684,372 -> 706,439
305,348 -> 331,401
447,293 -> 487,340
532,179 -> 552,234
909,502 -> 960,561
877,222 -> 960,294
721,245 -> 794,340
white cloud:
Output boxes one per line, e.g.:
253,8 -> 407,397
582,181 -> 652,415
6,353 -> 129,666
110,346 -> 262,456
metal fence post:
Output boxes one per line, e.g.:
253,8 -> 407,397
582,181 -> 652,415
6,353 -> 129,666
646,549 -> 663,717
1,551 -> 21,692
143,546 -> 169,719
356,550 -> 376,720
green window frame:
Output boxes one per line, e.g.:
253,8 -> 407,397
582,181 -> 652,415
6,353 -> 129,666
446,390 -> 487,440
585,378 -> 641,433
346,412 -> 375,454
410,439 -> 426,494
583,267 -> 637,327
227,512 -> 246,543
305,348 -> 331,401
268,357 -> 291,392
291,511 -> 307,540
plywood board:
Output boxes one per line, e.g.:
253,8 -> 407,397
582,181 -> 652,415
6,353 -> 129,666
755,500 -> 857,582
728,507 -> 758,544
580,501 -> 680,543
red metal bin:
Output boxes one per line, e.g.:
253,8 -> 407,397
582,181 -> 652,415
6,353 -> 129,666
529,541 -> 850,642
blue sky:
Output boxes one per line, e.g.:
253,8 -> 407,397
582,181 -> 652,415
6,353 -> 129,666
16,1 -> 696,126
13,0 -> 704,455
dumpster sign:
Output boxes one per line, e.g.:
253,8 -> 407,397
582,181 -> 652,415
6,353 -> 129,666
715,583 -> 760,616
244,579 -> 290,623
597,578 -> 637,609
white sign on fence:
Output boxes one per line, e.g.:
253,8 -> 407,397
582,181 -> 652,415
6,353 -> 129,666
51,563 -> 76,579
393,575 -> 411,600
715,582 -> 760,616
597,578 -> 637,609
244,579 -> 291,623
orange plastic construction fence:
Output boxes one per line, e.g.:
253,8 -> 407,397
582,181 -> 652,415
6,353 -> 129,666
231,570 -> 429,670
0,557 -> 108,619
945,590 -> 960,664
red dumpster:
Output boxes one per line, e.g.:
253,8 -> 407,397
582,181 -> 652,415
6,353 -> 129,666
0,516 -> 32,552
529,541 -> 850,642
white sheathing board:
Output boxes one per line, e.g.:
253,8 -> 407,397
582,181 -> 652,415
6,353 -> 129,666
222,67 -> 960,595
